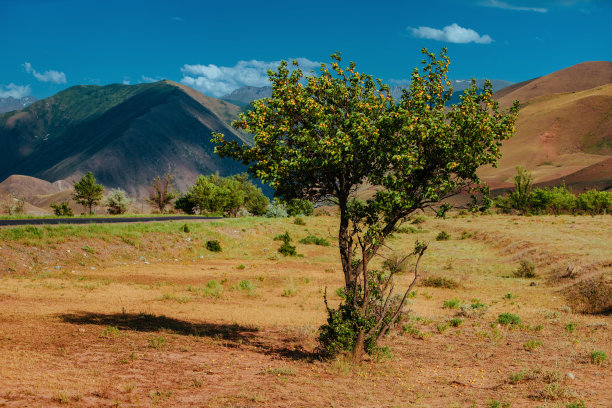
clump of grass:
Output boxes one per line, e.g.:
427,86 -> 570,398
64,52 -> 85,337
443,299 -> 462,309
181,223 -> 190,233
487,400 -> 510,408
498,313 -> 521,325
458,299 -> 488,318
102,325 -> 120,338
422,276 -> 458,289
411,216 -> 426,224
149,336 -> 166,349
273,231 -> 291,241
260,366 -> 297,376
436,322 -> 449,333
514,258 -> 536,278
158,293 -> 191,303
565,322 -> 577,333
460,231 -> 473,240
436,230 -> 451,241
503,293 -> 515,300
449,318 -> 463,327
298,235 -> 330,246
81,245 -> 96,254
394,225 -> 420,234
589,350 -> 607,365
236,264 -> 246,270
206,240 -> 222,252
524,339 -> 542,351
293,217 -> 306,226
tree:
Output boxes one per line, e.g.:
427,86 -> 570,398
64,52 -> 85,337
174,173 -> 268,216
212,49 -> 519,361
103,188 -> 133,215
72,172 -> 104,215
147,174 -> 178,213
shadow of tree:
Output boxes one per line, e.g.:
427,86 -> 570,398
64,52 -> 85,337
58,311 -> 318,361
59,312 -> 257,342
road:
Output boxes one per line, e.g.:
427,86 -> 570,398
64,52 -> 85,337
0,216 -> 223,227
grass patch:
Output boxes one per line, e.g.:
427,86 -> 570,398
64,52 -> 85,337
514,258 -> 536,278
422,276 -> 458,289
435,230 -> 451,241
498,313 -> 521,326
589,350 -> 607,365
298,235 -> 330,246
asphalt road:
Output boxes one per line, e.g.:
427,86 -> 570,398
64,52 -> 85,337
0,216 -> 223,227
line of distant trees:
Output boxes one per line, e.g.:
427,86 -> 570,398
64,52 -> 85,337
46,171 -> 312,218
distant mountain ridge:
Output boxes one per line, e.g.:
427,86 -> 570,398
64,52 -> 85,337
0,80 -> 250,197
0,96 -> 37,113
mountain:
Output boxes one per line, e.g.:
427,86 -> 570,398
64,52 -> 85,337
0,80 -> 251,197
222,86 -> 272,106
0,96 -> 37,113
481,61 -> 612,191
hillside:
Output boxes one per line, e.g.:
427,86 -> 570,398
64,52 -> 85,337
482,62 -> 612,191
0,81 -> 251,197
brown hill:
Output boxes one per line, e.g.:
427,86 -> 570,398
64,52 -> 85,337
495,61 -> 612,107
482,65 -> 612,191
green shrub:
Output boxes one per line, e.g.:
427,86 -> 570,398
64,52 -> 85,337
103,188 -> 133,215
265,200 -> 288,218
435,231 -> 451,241
498,313 -> 521,325
524,339 -> 542,351
285,199 -> 314,216
443,299 -> 462,309
279,241 -> 297,256
181,223 -> 190,233
206,240 -> 222,252
514,258 -> 536,278
449,318 -> 463,327
565,322 -> 577,333
50,201 -> 74,216
238,280 -> 254,291
458,300 -> 488,318
299,235 -> 330,246
576,189 -> 612,215
293,217 -> 306,225
273,231 -> 291,241
422,276 -> 458,289
589,350 -> 608,365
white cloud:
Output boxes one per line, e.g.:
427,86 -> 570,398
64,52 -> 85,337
141,75 -> 163,83
479,0 -> 547,12
409,23 -> 493,44
180,58 -> 321,97
23,62 -> 67,84
122,80 -> 131,85
0,83 -> 31,99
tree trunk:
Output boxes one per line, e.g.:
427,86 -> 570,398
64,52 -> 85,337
352,329 -> 365,363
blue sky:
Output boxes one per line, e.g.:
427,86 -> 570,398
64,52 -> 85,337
1,0 -> 610,99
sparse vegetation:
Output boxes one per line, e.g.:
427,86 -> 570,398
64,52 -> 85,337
422,276 -> 458,289
298,235 -> 330,246
589,350 -> 607,365
206,240 -> 222,252
498,313 -> 522,326
514,258 -> 536,278
435,230 -> 451,241
50,201 -> 74,216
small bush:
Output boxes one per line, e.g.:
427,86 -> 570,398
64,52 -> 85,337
589,350 -> 607,365
498,313 -> 521,325
50,201 -> 74,216
104,188 -> 133,215
299,235 -> 330,246
102,326 -> 120,338
487,400 -> 510,408
565,322 -> 577,333
458,300 -> 489,318
565,276 -> 612,314
279,241 -> 297,256
443,299 -> 462,309
181,223 -> 190,233
449,318 -> 463,327
273,231 -> 291,241
293,217 -> 306,226
206,240 -> 222,252
460,231 -> 473,240
265,201 -> 288,218
285,199 -> 314,216
524,339 -> 542,351
514,258 -> 536,278
436,231 -> 451,241
422,276 -> 458,289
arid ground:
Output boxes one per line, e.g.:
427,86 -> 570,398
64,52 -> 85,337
0,214 -> 610,407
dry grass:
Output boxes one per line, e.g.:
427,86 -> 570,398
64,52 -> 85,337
0,213 -> 610,406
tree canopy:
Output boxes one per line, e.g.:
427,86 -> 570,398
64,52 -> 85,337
212,48 -> 519,361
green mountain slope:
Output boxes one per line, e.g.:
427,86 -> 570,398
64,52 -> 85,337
0,81 -> 251,197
